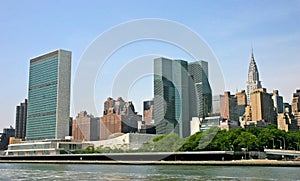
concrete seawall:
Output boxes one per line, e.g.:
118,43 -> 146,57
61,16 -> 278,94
1,160 -> 300,166
1,151 -> 299,166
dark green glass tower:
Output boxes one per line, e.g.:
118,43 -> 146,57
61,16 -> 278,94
154,58 -> 212,138
26,49 -> 71,140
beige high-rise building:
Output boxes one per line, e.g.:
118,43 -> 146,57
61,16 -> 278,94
245,105 -> 251,121
277,107 -> 299,131
250,88 -> 276,123
235,90 -> 247,106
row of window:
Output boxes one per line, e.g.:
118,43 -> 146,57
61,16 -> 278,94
9,143 -> 52,150
26,115 -> 56,139
29,58 -> 58,87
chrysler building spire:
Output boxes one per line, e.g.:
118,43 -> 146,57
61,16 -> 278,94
246,48 -> 262,105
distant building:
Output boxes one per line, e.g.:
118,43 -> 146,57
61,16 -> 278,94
199,116 -> 239,131
199,116 -> 222,131
250,88 -> 276,124
100,109 -> 122,140
277,107 -> 299,131
292,89 -> 300,114
140,99 -> 156,134
272,90 -> 284,114
26,49 -> 71,140
291,89 -> 300,127
284,103 -> 292,113
15,99 -> 27,139
90,133 -> 159,151
72,111 -> 100,141
100,97 -> 139,140
0,126 -> 15,150
245,105 -> 252,122
143,99 -> 154,125
235,90 -> 247,117
246,50 -> 262,105
220,91 -> 238,122
219,119 -> 240,131
212,95 -> 222,115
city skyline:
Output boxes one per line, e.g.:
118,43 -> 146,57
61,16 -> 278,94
1,1 -> 300,130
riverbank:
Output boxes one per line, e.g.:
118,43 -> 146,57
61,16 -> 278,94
1,159 -> 300,166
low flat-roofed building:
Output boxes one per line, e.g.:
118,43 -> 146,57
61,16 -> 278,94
5,139 -> 91,156
89,133 -> 159,151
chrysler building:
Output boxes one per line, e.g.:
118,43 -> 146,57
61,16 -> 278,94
246,49 -> 262,105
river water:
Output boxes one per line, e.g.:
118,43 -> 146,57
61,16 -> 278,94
0,163 -> 299,180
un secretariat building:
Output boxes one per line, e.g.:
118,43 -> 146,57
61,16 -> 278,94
26,49 -> 71,141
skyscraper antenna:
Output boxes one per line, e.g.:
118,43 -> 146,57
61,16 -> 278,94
251,43 -> 254,57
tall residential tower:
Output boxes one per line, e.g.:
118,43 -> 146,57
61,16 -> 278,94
26,49 -> 71,140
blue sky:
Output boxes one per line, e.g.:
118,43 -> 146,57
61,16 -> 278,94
0,0 -> 300,131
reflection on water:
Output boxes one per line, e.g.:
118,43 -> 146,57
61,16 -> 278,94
0,163 -> 299,181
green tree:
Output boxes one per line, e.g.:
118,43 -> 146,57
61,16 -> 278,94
178,131 -> 203,151
234,132 -> 258,151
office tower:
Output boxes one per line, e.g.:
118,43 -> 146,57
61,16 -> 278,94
0,126 -> 15,150
100,97 -> 139,140
235,90 -> 247,117
250,88 -> 276,123
272,90 -> 284,114
26,49 -> 71,140
292,89 -> 300,114
154,57 -> 190,138
212,95 -> 222,115
246,50 -> 262,105
15,99 -> 27,139
235,90 -> 247,106
220,91 -> 238,121
277,106 -> 299,131
143,99 -> 154,125
292,90 -> 300,126
188,61 -> 212,118
72,111 -> 100,141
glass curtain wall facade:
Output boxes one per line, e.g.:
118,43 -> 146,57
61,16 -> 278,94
188,61 -> 212,118
154,57 -> 190,138
154,58 -> 212,138
26,50 -> 71,140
